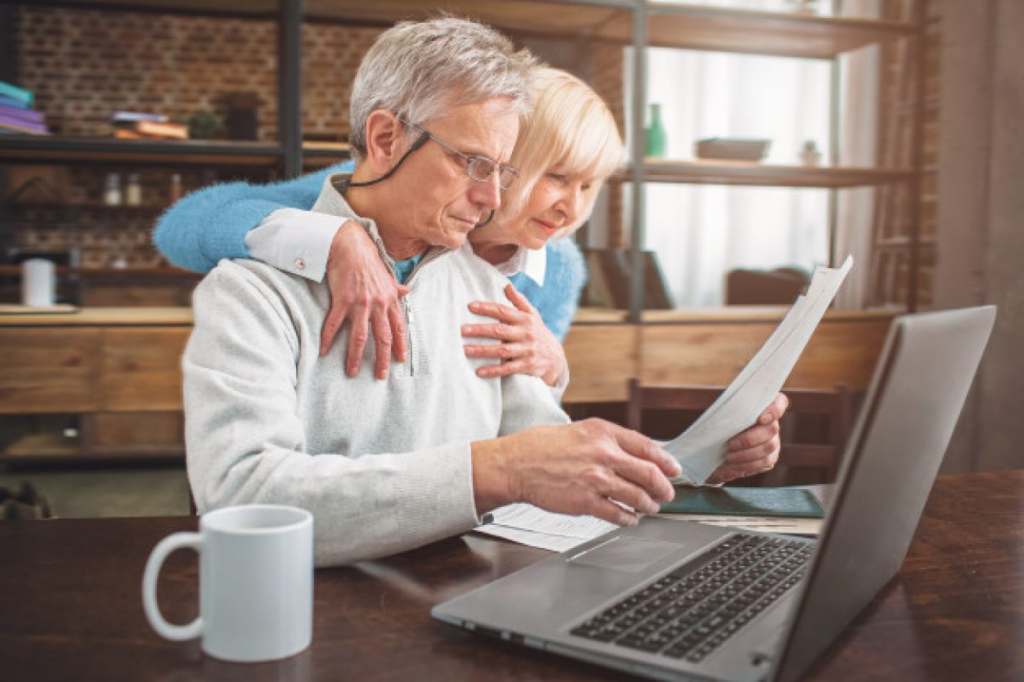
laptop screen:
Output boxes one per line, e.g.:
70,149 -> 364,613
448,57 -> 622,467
773,307 -> 995,682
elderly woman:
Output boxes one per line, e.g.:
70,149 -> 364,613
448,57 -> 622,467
155,62 -> 786,486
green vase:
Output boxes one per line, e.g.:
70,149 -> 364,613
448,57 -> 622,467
645,103 -> 667,158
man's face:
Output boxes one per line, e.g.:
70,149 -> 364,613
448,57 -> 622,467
385,98 -> 520,251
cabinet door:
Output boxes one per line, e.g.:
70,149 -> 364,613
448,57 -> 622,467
0,328 -> 101,413
101,328 -> 191,412
639,317 -> 892,390
563,325 -> 638,403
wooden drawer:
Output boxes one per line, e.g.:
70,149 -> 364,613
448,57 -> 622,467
563,324 -> 638,403
0,328 -> 101,413
639,317 -> 891,390
100,328 -> 191,411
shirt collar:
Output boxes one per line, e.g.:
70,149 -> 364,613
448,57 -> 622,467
316,171 -> 545,284
492,244 -> 547,286
313,172 -> 447,269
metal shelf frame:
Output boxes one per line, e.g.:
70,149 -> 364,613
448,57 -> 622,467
624,0 -> 926,319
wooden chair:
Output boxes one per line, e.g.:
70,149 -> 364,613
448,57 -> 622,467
627,378 -> 856,484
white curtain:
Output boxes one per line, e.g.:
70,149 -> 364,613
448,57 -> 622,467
624,0 -> 878,307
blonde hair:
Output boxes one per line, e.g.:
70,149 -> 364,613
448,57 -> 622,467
498,67 -> 625,237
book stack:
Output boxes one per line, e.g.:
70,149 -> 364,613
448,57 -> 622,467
112,111 -> 188,140
0,82 -> 49,135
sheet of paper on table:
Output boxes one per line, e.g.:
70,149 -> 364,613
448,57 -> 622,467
476,489 -> 829,551
654,514 -> 823,537
664,256 -> 853,485
475,503 -> 616,552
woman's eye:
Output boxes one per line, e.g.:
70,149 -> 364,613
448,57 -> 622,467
548,173 -> 567,183
581,183 -> 592,192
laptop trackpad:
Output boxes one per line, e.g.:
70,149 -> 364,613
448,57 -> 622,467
569,536 -> 680,573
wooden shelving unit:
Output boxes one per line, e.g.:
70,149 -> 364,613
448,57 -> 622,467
1,432 -> 183,464
613,2 -> 925,319
304,1 -> 914,59
0,265 -> 200,279
0,136 -> 284,166
16,0 -> 278,16
637,159 -> 914,189
625,5 -> 914,58
0,1 -> 927,463
0,136 -> 354,167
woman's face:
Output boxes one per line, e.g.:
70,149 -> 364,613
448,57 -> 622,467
501,168 -> 597,250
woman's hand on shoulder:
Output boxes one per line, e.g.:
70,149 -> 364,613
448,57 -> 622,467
462,283 -> 567,387
321,221 -> 409,380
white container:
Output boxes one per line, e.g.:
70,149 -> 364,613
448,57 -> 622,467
142,504 -> 314,663
104,172 -> 122,206
21,258 -> 56,307
125,173 -> 142,206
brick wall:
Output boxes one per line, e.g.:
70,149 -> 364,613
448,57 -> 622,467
6,165 -> 261,268
17,7 -> 382,141
9,6 -> 384,268
302,23 -> 381,138
19,8 -> 281,139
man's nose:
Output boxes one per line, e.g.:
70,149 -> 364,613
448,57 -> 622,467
469,171 -> 502,210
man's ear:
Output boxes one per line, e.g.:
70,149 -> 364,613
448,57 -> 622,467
362,110 -> 404,175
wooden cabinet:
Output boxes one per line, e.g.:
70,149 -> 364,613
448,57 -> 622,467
562,324 -> 638,404
0,308 -> 191,462
0,306 -> 892,460
636,312 -> 891,392
561,308 -> 892,403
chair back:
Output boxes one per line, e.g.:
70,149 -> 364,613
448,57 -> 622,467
627,378 -> 856,483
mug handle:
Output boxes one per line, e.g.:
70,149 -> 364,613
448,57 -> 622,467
142,532 -> 203,641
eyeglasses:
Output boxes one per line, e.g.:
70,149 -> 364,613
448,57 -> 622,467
399,117 -> 519,191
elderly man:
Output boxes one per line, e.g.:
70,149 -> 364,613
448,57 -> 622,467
185,17 -> 784,567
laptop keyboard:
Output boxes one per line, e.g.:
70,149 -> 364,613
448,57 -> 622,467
569,534 -> 813,663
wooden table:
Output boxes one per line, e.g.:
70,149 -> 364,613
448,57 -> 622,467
2,471 -> 1022,682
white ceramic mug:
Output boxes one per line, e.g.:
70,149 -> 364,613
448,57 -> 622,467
142,504 -> 314,663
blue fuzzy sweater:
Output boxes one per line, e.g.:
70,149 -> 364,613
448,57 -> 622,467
153,162 -> 586,341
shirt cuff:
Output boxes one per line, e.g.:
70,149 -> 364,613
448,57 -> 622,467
244,207 -> 345,283
549,365 -> 569,403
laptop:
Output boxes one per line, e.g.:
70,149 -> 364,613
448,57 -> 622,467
433,306 -> 996,682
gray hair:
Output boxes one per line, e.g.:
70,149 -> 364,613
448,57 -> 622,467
349,17 -> 536,158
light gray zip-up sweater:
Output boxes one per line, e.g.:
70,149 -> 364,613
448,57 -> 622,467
184,174 -> 570,567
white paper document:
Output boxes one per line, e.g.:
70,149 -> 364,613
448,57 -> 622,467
475,503 -> 617,552
474,504 -> 824,552
654,514 -> 823,537
664,256 -> 853,485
